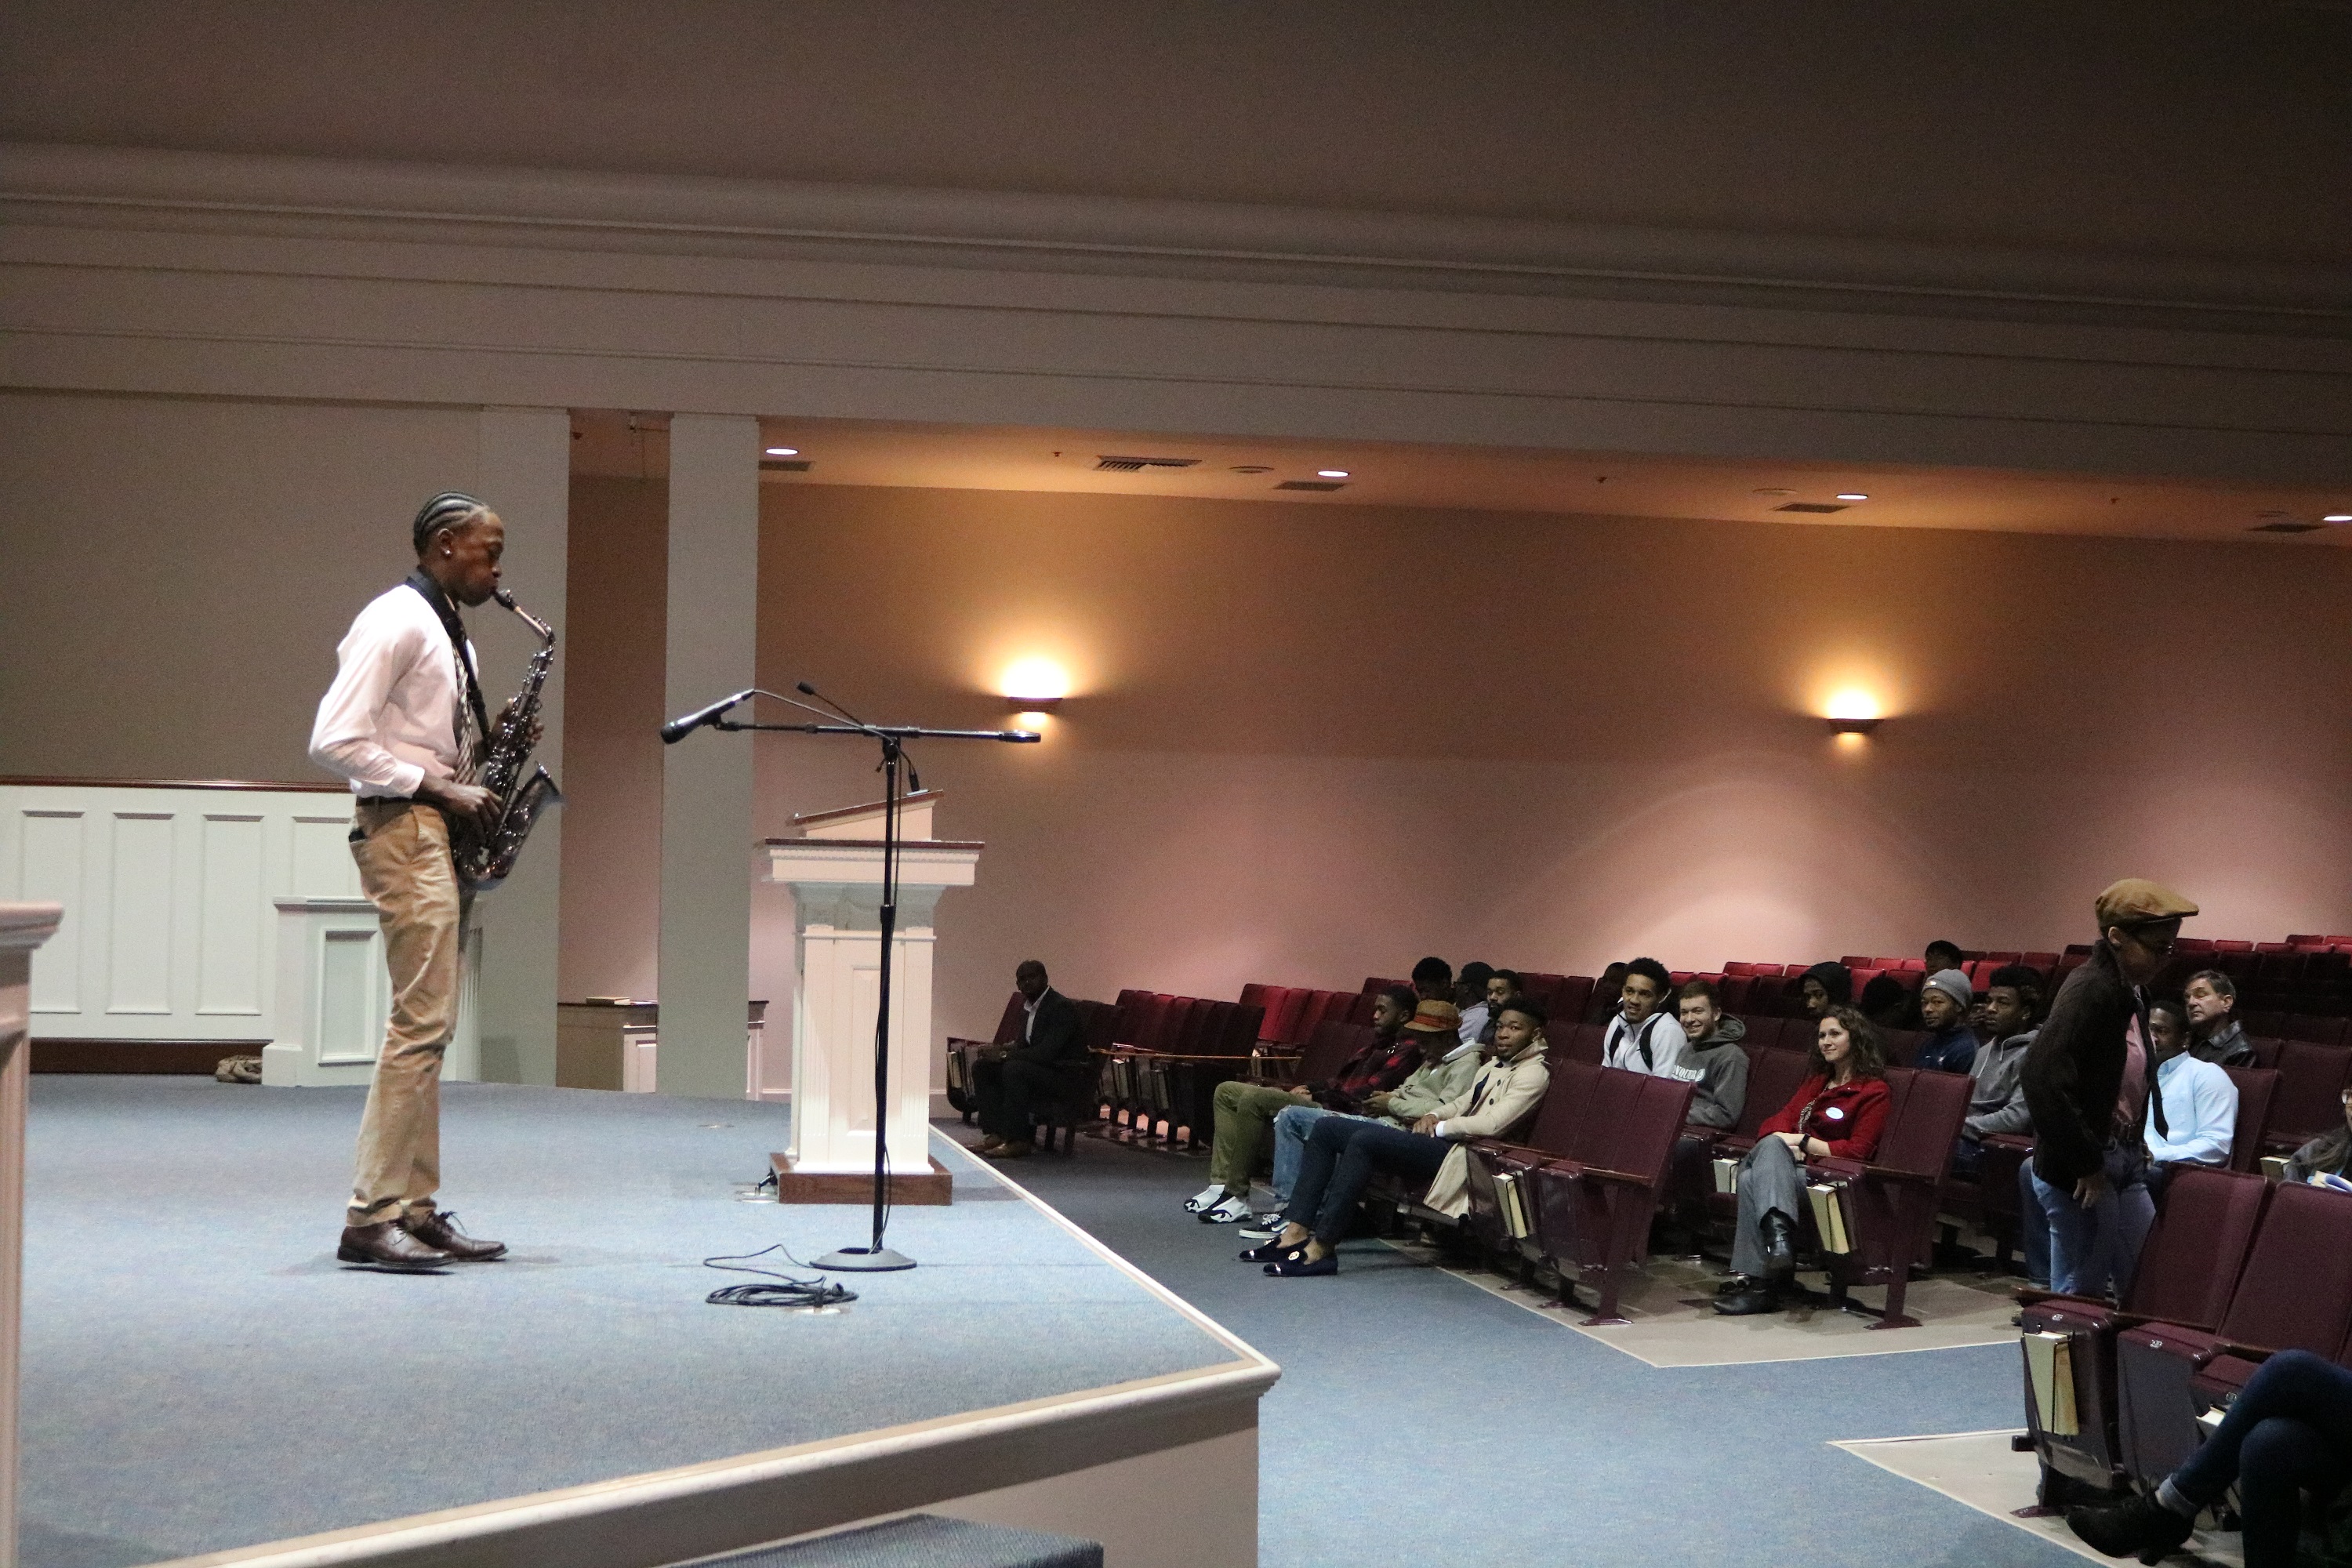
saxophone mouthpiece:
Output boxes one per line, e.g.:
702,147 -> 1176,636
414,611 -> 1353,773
492,588 -> 517,609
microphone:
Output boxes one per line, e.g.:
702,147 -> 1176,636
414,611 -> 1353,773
660,688 -> 755,744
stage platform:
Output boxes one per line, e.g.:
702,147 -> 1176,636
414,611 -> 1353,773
19,1079 -> 1273,1568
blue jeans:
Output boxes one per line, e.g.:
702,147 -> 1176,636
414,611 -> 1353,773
2027,1145 -> 2154,1298
2168,1349 -> 2352,1568
1284,1119 -> 1451,1244
1271,1105 -> 1374,1206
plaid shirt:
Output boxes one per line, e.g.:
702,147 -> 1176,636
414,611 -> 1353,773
1316,1036 -> 1427,1109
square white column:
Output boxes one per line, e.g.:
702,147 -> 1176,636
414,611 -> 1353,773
659,414 -> 760,1099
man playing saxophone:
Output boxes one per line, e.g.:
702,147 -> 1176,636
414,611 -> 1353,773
307,491 -> 523,1270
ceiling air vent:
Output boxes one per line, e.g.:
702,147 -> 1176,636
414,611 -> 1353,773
2251,521 -> 2324,533
1774,502 -> 1848,514
1276,480 -> 1345,492
1095,456 -> 1200,472
759,459 -> 811,473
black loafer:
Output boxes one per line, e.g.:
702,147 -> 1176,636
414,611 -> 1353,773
2065,1494 -> 2195,1561
1714,1284 -> 1784,1316
1240,1239 -> 1307,1264
1265,1252 -> 1338,1278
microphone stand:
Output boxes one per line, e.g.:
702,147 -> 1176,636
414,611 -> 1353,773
678,688 -> 1038,1272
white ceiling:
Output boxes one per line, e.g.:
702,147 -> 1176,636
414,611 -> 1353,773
570,411 -> 2352,545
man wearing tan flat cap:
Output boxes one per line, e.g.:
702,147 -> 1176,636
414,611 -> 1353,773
2021,877 -> 2198,1297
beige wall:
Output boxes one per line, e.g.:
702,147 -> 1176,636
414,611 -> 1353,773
0,390 -> 488,781
720,484 -> 2352,1043
7,1 -> 2347,267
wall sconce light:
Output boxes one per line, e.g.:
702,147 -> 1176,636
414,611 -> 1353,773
1005,695 -> 1064,715
1822,688 -> 1883,740
1826,716 -> 1882,736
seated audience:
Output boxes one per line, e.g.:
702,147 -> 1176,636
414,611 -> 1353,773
1914,968 -> 1980,1074
1251,999 -> 1552,1276
2285,1086 -> 2352,1186
1410,954 -> 1454,1002
2138,993 -> 2238,1179
1186,986 -> 1434,1223
1923,938 -> 1965,974
1951,964 -> 2038,1178
975,960 -> 1091,1160
1243,996 -> 1478,1237
1602,957 -> 1692,1076
1858,971 -> 1912,1030
1664,978 -> 1750,1240
1715,1008 -> 1891,1316
1796,960 -> 1853,1018
2183,968 -> 2255,1066
1453,961 -> 1495,1046
2067,1348 -> 2352,1568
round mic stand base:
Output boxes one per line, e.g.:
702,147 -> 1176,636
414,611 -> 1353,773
815,1245 -> 916,1272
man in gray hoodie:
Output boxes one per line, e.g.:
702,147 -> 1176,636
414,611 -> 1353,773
1952,963 -> 2040,1178
1661,978 -> 1750,1245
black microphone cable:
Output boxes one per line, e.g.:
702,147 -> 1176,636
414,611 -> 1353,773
702,1243 -> 859,1308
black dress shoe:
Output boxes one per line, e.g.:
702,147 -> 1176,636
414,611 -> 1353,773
1714,1283 -> 1784,1316
1716,1272 -> 1759,1295
2065,1493 -> 2195,1562
338,1221 -> 451,1271
1240,1239 -> 1308,1264
405,1210 -> 506,1261
1760,1208 -> 1798,1279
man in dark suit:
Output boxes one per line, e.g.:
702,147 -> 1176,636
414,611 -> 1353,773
976,960 -> 1091,1159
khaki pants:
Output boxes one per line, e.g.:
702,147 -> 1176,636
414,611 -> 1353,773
1209,1080 -> 1311,1196
346,800 -> 466,1227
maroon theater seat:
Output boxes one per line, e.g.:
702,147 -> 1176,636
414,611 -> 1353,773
2220,1065 -> 2279,1172
2019,1165 -> 2269,1493
1343,990 -> 1380,1026
1559,1022 -> 1607,1066
2114,1181 -> 2352,1488
2283,1014 -> 2350,1047
2247,1035 -> 2286,1069
1880,1029 -> 1928,1068
2262,1042 -> 2352,1155
1805,1065 -> 1971,1328
1523,1069 -> 1697,1323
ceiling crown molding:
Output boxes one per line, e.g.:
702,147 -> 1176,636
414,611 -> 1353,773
5,142 -> 2348,333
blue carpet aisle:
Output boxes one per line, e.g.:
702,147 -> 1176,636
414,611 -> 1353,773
964,1124 -> 2080,1568
18,1080 -> 1232,1568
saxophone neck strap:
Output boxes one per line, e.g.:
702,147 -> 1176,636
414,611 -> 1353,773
405,570 -> 492,745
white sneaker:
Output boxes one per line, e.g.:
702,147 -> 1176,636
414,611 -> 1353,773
1184,1184 -> 1225,1213
1236,1218 -> 1282,1242
1199,1195 -> 1254,1225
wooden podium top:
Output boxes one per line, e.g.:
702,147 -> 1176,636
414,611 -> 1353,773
790,790 -> 944,840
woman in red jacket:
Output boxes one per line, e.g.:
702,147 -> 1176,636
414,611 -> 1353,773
1715,1006 -> 1892,1316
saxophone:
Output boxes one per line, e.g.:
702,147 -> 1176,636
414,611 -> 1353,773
452,589 -> 563,891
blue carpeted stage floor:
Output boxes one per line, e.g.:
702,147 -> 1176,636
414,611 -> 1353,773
19,1080 -> 1234,1568
972,1126 -> 2085,1568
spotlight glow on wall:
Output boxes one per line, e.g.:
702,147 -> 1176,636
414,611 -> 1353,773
1000,656 -> 1073,714
1823,688 -> 1883,737
2327,514 -> 2352,524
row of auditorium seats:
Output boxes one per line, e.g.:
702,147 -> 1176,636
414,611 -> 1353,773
1236,983 -> 1379,1047
2022,1167 -> 2352,1497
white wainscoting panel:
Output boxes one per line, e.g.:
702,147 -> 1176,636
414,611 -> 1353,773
0,782 -> 363,1045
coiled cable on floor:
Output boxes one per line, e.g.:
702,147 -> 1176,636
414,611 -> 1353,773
702,1243 -> 858,1308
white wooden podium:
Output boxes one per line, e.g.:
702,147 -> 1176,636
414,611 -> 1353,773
762,793 -> 978,1205
0,903 -> 64,1568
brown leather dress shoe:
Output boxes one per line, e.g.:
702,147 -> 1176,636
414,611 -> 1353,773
977,1134 -> 1006,1152
338,1220 -> 451,1271
404,1210 -> 507,1261
983,1141 -> 1033,1160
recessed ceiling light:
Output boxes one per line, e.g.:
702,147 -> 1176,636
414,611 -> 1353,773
1317,470 -> 1350,479
2326,514 -> 2352,524
1835,492 -> 1869,502
765,446 -> 798,457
